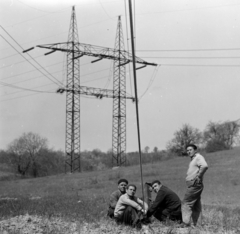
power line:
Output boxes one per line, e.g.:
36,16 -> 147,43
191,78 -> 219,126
0,88 -> 104,102
0,53 -> 19,61
1,63 -> 110,86
1,74 -> 112,97
0,89 -> 56,102
137,48 -> 240,52
0,81 -> 56,93
160,64 -> 240,67
141,56 -> 240,59
135,2 -> 240,17
0,56 -> 59,71
99,0 -> 116,21
1,26 -> 64,86
15,0 -> 70,14
139,65 -> 160,101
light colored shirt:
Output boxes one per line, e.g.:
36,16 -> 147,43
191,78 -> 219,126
186,153 -> 208,182
114,193 -> 148,217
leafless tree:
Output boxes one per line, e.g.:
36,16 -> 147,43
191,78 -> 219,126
8,132 -> 48,177
167,124 -> 202,156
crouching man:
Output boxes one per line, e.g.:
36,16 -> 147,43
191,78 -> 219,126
114,184 -> 148,227
146,180 -> 182,223
107,179 -> 128,218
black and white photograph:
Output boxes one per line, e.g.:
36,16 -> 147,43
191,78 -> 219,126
0,0 -> 240,233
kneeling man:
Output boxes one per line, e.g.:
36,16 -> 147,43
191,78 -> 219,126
146,180 -> 182,223
114,184 -> 148,227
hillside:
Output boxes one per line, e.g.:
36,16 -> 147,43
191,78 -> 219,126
0,148 -> 240,233
0,148 -> 240,206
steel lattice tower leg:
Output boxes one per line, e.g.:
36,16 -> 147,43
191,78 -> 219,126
112,16 -> 127,166
65,6 -> 81,173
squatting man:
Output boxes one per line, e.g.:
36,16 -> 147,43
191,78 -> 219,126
114,184 -> 148,227
107,178 -> 128,218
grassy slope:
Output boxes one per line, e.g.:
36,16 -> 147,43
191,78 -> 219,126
1,148 -> 240,205
0,148 -> 240,233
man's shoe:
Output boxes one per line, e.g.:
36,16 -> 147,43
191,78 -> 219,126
177,222 -> 191,228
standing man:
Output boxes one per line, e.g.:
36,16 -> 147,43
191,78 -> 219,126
114,184 -> 148,227
107,178 -> 128,218
146,180 -> 182,223
181,144 -> 208,227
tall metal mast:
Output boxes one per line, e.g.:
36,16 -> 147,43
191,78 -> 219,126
112,16 -> 126,166
65,6 -> 81,172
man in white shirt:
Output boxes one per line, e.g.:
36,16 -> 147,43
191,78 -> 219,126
114,184 -> 148,227
181,144 -> 208,227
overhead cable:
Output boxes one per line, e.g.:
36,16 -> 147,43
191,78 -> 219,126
137,48 -> 240,52
0,81 -> 56,93
0,26 -> 64,86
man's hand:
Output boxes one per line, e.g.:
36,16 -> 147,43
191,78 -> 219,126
141,209 -> 147,215
194,175 -> 202,186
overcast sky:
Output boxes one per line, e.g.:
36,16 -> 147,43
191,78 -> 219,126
1,0 -> 240,152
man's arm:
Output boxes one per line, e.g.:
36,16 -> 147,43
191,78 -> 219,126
197,155 -> 208,179
136,198 -> 148,211
147,190 -> 165,217
120,195 -> 142,211
109,191 -> 120,208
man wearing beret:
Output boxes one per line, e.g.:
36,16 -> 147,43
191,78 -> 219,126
107,178 -> 128,218
181,144 -> 208,227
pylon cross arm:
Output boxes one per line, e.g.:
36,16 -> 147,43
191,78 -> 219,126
36,43 -> 157,67
57,86 -> 135,101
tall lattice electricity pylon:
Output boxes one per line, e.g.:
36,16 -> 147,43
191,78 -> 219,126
65,6 -> 81,173
112,16 -> 127,166
26,7 -> 157,173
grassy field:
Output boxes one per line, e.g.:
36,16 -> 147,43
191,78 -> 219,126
0,148 -> 240,233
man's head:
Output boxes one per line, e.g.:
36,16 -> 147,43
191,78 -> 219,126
118,179 -> 128,193
186,144 -> 198,157
151,180 -> 161,193
126,184 -> 137,197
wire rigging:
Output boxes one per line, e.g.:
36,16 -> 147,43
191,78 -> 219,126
16,0 -> 70,14
99,0 -> 115,21
1,26 -> 64,86
139,65 -> 160,101
0,80 -> 56,93
137,48 -> 240,52
141,56 -> 240,59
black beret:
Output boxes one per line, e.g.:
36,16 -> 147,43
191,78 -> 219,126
186,144 -> 198,150
118,179 -> 128,185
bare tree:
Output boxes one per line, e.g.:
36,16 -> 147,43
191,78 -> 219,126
167,124 -> 202,156
8,132 -> 48,177
204,120 -> 240,152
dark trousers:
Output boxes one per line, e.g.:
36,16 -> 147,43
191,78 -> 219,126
182,184 -> 203,225
154,207 -> 182,223
115,206 -> 142,227
107,207 -> 115,219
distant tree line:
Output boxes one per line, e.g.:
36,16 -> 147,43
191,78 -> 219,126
166,119 -> 240,156
1,119 -> 239,179
0,132 -> 168,179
